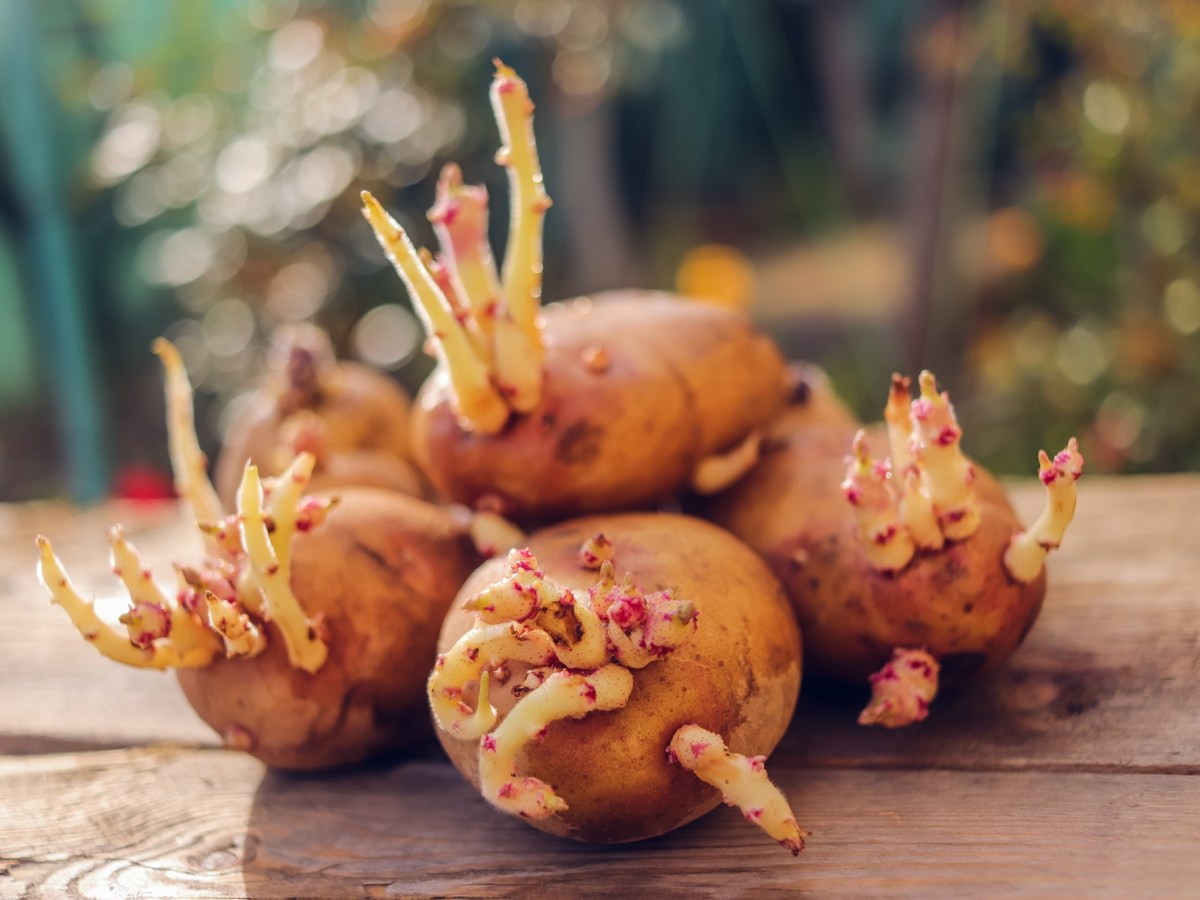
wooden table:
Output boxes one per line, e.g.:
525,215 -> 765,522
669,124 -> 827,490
2,476 -> 1198,897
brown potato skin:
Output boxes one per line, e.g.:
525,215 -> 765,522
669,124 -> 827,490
411,291 -> 788,523
177,488 -> 480,770
703,417 -> 1043,684
435,513 -> 802,844
215,361 -> 414,510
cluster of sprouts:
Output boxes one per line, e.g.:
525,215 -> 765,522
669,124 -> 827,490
361,61 -> 551,434
842,371 -> 1084,583
857,648 -> 941,729
838,370 -> 1084,728
430,539 -> 802,851
36,340 -> 333,676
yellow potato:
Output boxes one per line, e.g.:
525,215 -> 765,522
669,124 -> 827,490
433,512 -> 802,844
216,330 -> 417,509
410,291 -> 788,523
702,369 -> 1063,698
175,488 -> 479,769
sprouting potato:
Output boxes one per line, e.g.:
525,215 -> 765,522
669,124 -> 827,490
215,324 -> 423,510
703,368 -> 1083,727
360,63 -> 786,524
36,341 -> 480,769
409,290 -> 787,522
429,513 -> 807,853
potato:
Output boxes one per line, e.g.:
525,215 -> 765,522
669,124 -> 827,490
431,513 -> 803,846
702,369 -> 1083,726
215,324 -> 419,510
39,477 -> 482,770
410,291 -> 787,522
708,423 -> 1039,681
360,66 -> 785,524
175,487 -> 479,769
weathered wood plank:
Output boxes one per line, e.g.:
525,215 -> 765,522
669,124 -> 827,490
1,746 -> 1196,898
0,501 -> 214,752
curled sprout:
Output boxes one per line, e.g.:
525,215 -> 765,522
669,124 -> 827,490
153,338 -> 225,555
361,61 -> 551,433
859,647 -> 940,728
1003,438 -> 1085,583
589,570 -> 698,670
429,545 -> 698,820
37,340 -> 335,676
480,665 -> 634,819
669,725 -> 807,856
690,431 -> 764,496
843,370 -> 1082,578
430,621 -> 558,738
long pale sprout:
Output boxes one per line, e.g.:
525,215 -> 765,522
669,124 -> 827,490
490,60 -> 551,357
37,344 -> 336,678
669,725 -> 807,856
362,61 -> 553,430
360,190 -> 509,434
152,338 -> 225,552
427,162 -> 502,348
237,460 -> 329,673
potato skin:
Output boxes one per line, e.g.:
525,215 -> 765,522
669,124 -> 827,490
216,361 -> 414,510
411,291 -> 788,523
703,420 -> 1043,683
177,488 -> 480,770
435,513 -> 802,844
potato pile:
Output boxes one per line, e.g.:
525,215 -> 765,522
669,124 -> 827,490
36,62 -> 1085,859
354,62 -> 806,853
433,515 -> 803,849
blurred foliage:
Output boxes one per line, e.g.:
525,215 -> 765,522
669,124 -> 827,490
964,0 -> 1200,473
4,0 -> 1200,501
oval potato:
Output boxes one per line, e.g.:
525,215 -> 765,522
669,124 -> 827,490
411,291 -> 788,523
703,414 -> 1042,683
178,488 -> 480,770
216,361 -> 415,509
434,512 -> 802,844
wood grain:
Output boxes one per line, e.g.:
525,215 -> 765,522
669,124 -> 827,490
1,476 -> 1198,897
2,746 -> 1197,898
0,500 -> 214,752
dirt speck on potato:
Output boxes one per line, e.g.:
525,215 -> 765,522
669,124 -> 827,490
554,420 -> 605,466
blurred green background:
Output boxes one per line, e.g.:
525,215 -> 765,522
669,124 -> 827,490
1,0 -> 1197,503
